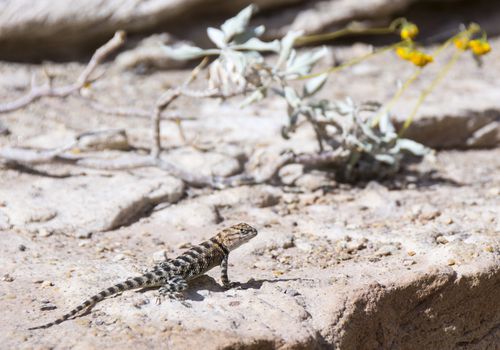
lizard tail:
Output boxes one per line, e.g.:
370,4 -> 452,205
28,276 -> 151,330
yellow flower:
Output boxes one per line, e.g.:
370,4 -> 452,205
400,23 -> 419,40
409,51 -> 433,67
468,39 -> 491,56
396,46 -> 413,60
453,36 -> 469,51
396,45 -> 433,67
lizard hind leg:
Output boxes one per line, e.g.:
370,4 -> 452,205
155,276 -> 189,306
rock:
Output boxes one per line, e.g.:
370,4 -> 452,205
0,0 -> 483,62
40,280 -> 54,288
27,209 -> 57,224
1,149 -> 500,349
116,34 -> 190,72
2,274 -> 14,282
413,203 -> 441,222
76,129 -> 130,151
162,148 -> 241,178
0,173 -> 184,237
0,210 -> 11,230
0,0 -> 305,60
402,258 -> 416,266
0,120 -> 10,136
112,254 -> 126,262
436,235 -> 449,245
152,201 -> 221,228
263,0 -> 417,37
295,171 -> 334,191
279,164 -> 304,185
152,249 -> 168,263
375,244 -> 398,257
37,228 -> 53,238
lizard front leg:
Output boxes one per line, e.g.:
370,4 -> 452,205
220,255 -> 239,289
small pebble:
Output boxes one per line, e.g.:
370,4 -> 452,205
484,245 -> 494,253
38,228 -> 52,238
113,254 -> 125,262
152,250 -> 168,263
133,298 -> 149,308
407,250 -> 416,256
402,259 -> 416,266
447,259 -> 456,266
440,216 -> 454,225
375,245 -> 396,257
487,187 -> 500,197
284,288 -> 300,297
41,280 -> 54,287
436,236 -> 449,245
94,319 -> 105,326
178,242 -> 192,249
2,274 -> 14,282
299,309 -> 311,320
18,244 -> 27,252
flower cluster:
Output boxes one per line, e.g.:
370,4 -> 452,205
396,46 -> 433,67
455,36 -> 491,56
394,22 -> 433,67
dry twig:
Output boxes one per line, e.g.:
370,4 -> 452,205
150,57 -> 210,158
0,31 -> 126,114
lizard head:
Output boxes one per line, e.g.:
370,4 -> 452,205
219,223 -> 258,251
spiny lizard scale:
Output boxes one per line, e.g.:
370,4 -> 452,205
28,223 -> 258,330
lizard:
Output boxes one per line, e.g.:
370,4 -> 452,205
28,222 -> 258,330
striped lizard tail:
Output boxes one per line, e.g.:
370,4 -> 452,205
28,275 -> 154,330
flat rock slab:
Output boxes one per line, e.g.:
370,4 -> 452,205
0,170 -> 184,237
0,0 -> 303,60
1,149 -> 498,349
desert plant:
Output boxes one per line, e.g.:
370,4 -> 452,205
162,5 -> 429,181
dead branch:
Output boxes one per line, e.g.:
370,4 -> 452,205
0,134 -> 347,189
150,57 -> 210,158
0,143 -> 77,164
0,31 -> 126,114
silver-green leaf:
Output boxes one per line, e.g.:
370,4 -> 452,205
233,38 -> 280,52
221,5 -> 256,41
397,139 -> 428,156
286,47 -> 328,76
303,73 -> 328,97
276,30 -> 304,69
378,112 -> 395,134
240,88 -> 266,107
207,27 -> 227,48
162,45 -> 219,60
374,154 -> 396,164
284,87 -> 301,109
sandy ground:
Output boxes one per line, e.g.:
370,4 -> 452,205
0,38 -> 499,349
